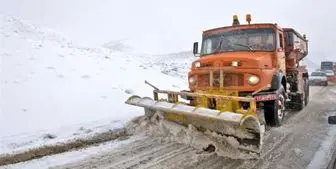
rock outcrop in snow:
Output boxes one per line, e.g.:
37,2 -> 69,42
102,39 -> 134,52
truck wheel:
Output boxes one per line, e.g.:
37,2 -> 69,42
325,81 -> 328,86
264,87 -> 286,127
294,78 -> 309,110
295,90 -> 305,110
305,79 -> 309,106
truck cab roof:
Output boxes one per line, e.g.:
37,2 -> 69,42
203,23 -> 281,37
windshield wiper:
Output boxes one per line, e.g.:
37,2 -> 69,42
213,38 -> 255,54
233,43 -> 254,51
213,37 -> 224,53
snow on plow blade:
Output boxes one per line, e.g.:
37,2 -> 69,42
125,90 -> 265,153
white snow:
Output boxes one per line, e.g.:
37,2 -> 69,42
0,13 -> 193,155
0,135 -> 146,169
0,10 -> 329,167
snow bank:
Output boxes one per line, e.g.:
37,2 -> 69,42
0,14 -> 193,154
1,136 -> 144,169
126,113 -> 259,160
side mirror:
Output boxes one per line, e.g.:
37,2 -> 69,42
193,42 -> 199,55
328,116 -> 336,125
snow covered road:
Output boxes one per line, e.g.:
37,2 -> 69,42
5,85 -> 335,169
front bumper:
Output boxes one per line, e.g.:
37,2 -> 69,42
327,76 -> 336,82
309,80 -> 327,85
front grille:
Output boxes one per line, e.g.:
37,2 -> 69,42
213,71 -> 220,87
223,73 -> 244,87
196,71 -> 244,88
197,74 -> 210,87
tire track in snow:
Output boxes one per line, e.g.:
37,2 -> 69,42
251,85 -> 335,169
29,86 -> 336,169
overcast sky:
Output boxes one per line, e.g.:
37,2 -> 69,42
0,0 -> 335,60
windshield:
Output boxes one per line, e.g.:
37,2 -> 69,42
201,28 -> 276,55
311,72 -> 326,76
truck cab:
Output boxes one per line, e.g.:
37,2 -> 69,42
190,14 -> 309,126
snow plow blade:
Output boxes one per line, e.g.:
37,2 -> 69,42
125,90 -> 265,153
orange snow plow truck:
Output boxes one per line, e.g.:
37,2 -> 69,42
125,14 -> 309,153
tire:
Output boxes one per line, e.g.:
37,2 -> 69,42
294,78 -> 309,110
304,78 -> 309,106
295,93 -> 305,111
264,87 -> 286,127
325,81 -> 328,86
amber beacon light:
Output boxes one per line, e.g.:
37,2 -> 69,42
232,15 -> 240,25
246,14 -> 251,24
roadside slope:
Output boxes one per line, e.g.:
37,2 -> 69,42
0,13 -> 188,155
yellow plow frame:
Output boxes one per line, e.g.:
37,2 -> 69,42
125,84 -> 265,153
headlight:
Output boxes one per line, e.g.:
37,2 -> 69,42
248,75 -> 260,85
189,76 -> 196,85
194,61 -> 201,68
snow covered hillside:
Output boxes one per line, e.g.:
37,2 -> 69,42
101,40 -> 195,79
0,14 -> 193,154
